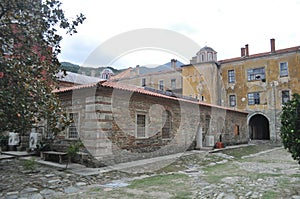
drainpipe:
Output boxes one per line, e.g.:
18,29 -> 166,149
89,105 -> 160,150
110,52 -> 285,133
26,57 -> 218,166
272,81 -> 277,142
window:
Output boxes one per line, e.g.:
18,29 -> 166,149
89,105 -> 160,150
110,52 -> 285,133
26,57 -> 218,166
280,62 -> 288,77
159,80 -> 164,90
136,114 -> 146,138
229,95 -> 236,107
247,67 -> 265,81
282,90 -> 290,104
228,70 -> 235,83
201,54 -> 204,62
234,125 -> 240,136
141,78 -> 146,87
171,79 -> 176,89
68,113 -> 79,139
208,53 -> 212,61
248,92 -> 260,105
162,110 -> 172,139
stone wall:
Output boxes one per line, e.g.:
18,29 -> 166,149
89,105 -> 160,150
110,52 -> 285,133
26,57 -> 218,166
56,85 -> 248,166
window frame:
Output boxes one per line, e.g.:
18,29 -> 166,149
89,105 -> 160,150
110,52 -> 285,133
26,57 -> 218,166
248,92 -> 260,105
171,79 -> 176,90
228,70 -> 235,83
141,78 -> 146,87
279,62 -> 288,77
159,80 -> 164,91
229,94 -> 236,107
136,113 -> 148,138
247,67 -> 265,81
67,112 -> 80,139
281,90 -> 290,104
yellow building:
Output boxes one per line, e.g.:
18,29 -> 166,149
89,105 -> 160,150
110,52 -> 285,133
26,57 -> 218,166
182,39 -> 300,142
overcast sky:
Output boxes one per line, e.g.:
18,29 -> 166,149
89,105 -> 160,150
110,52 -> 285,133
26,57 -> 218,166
58,0 -> 300,69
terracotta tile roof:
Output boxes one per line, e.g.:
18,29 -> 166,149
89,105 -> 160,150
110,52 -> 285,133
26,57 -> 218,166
219,46 -> 300,63
52,82 -> 100,93
53,80 -> 247,114
109,67 -> 132,81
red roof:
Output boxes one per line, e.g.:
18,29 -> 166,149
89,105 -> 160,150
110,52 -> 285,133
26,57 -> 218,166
53,80 -> 247,114
219,46 -> 300,63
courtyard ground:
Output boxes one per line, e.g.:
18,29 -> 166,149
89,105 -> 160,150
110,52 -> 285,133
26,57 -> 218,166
0,143 -> 299,199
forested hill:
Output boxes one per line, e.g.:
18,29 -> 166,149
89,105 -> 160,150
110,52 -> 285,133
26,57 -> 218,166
59,62 -> 124,77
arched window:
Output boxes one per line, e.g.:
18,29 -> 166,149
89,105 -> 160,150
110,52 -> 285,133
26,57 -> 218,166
162,110 -> 172,139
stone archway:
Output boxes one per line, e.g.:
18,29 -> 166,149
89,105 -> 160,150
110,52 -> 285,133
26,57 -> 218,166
249,114 -> 270,140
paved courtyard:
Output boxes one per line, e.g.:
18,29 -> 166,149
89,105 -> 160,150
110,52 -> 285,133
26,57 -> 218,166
0,144 -> 299,199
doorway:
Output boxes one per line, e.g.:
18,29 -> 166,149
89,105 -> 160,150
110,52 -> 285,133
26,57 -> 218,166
249,114 -> 270,140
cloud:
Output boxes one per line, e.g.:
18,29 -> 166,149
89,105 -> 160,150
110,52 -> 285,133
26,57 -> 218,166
58,0 -> 300,68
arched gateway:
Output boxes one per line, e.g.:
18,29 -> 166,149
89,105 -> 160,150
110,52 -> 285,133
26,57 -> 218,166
249,114 -> 270,140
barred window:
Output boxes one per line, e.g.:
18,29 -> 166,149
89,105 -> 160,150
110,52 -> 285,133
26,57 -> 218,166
228,70 -> 235,83
136,114 -> 146,138
68,113 -> 79,139
280,62 -> 288,77
248,92 -> 260,105
229,95 -> 236,107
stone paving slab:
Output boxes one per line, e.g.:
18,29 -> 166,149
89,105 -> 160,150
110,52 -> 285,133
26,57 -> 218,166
0,154 -> 14,160
1,151 -> 32,157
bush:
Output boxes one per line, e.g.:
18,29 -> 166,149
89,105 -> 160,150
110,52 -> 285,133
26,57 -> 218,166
23,158 -> 37,171
65,141 -> 83,169
280,93 -> 300,164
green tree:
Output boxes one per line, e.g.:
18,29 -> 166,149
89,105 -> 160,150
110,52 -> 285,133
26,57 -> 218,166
280,93 -> 300,164
0,0 -> 85,135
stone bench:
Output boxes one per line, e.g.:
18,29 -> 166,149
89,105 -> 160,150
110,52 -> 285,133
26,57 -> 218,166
41,151 -> 67,164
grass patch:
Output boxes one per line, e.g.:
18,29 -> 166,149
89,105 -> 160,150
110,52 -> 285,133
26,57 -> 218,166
171,191 -> 193,199
128,173 -> 189,189
262,191 -> 277,199
221,145 -> 278,158
156,153 -> 224,174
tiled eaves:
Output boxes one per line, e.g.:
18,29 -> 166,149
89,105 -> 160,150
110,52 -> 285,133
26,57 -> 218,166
53,81 -> 248,115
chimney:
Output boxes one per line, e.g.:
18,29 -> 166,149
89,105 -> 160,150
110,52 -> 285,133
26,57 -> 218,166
270,38 -> 275,53
135,65 -> 140,75
241,47 -> 245,57
245,44 -> 249,57
171,59 -> 177,70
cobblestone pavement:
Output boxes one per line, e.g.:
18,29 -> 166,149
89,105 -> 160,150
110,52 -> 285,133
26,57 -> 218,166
0,145 -> 299,199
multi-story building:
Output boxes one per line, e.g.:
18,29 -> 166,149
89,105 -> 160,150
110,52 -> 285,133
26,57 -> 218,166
182,39 -> 300,142
111,59 -> 183,94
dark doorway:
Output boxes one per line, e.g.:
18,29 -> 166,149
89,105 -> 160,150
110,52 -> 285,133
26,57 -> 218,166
249,114 -> 270,140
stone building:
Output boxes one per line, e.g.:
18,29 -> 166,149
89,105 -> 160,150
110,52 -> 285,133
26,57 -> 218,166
181,39 -> 300,142
111,59 -> 183,94
53,81 -> 248,165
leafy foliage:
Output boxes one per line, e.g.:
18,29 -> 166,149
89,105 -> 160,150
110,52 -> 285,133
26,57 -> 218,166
60,61 -> 125,76
65,141 -> 83,169
280,93 -> 300,164
23,157 -> 37,171
0,0 -> 85,135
